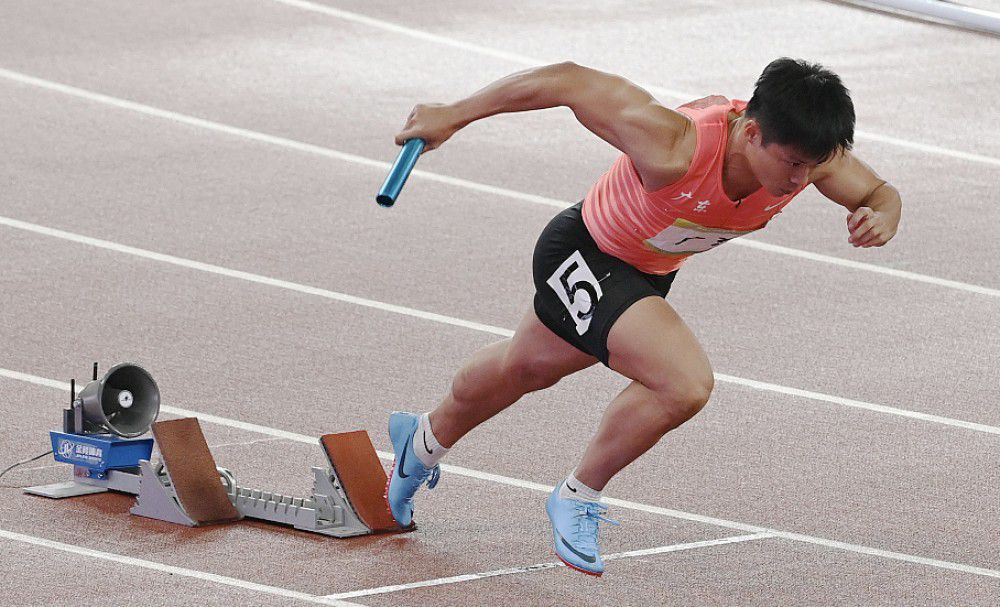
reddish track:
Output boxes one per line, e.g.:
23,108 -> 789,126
0,1 -> 998,605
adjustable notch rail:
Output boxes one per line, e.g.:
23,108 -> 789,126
227,466 -> 370,537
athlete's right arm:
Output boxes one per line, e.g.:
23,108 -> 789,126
394,62 -> 690,184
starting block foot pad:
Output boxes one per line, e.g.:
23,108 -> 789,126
320,430 -> 401,532
151,417 -> 241,525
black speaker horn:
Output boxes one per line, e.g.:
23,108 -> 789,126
77,363 -> 160,438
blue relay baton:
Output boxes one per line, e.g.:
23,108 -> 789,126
376,138 -> 425,207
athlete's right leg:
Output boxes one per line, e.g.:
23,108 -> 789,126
386,305 -> 597,526
429,306 -> 599,448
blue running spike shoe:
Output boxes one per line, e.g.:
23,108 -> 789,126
385,411 -> 440,528
546,482 -> 620,576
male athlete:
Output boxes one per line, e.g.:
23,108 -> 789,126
384,58 -> 901,576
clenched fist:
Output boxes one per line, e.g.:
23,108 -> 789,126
847,206 -> 897,248
394,103 -> 465,152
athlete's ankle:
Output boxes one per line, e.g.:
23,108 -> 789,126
414,412 -> 450,468
559,470 -> 602,502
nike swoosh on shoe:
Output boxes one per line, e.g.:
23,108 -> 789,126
397,435 -> 412,479
559,534 -> 596,563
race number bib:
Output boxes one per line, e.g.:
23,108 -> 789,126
645,218 -> 753,254
547,250 -> 603,336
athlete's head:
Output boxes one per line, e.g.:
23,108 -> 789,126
743,58 -> 855,196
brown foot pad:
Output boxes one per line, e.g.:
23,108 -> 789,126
320,431 -> 400,532
151,417 -> 241,525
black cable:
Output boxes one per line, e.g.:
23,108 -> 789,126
0,450 -> 54,487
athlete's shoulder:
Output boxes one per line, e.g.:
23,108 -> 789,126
629,96 -> 735,191
625,111 -> 692,191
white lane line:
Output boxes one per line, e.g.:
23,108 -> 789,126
603,532 -> 777,561
324,532 -> 776,599
715,373 -> 1000,436
1,218 -> 997,436
4,369 -> 999,580
0,215 -> 512,338
771,530 -> 1000,579
735,239 -> 1000,298
207,436 -> 286,450
0,528 -> 365,607
0,68 -> 998,299
266,0 -> 1000,169
0,67 -> 564,209
268,0 -> 571,84
855,129 -> 1000,167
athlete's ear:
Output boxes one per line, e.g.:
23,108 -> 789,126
745,119 -> 762,147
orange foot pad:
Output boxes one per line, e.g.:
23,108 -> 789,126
151,417 -> 241,525
320,430 -> 402,533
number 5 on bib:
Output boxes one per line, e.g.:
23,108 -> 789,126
547,251 -> 603,335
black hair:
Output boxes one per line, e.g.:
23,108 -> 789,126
745,58 -> 855,163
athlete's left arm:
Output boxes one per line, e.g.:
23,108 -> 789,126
812,151 -> 902,248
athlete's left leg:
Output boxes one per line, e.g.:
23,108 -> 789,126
572,295 -> 714,491
547,295 -> 713,575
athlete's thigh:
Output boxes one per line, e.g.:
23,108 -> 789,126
606,296 -> 712,391
506,306 -> 599,379
532,201 -> 679,367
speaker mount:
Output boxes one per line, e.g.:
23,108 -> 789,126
65,362 -> 160,438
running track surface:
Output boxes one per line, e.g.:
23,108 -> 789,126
0,1 -> 997,605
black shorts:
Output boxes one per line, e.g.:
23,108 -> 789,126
532,201 -> 678,367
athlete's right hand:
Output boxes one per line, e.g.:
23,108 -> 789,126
394,103 -> 464,152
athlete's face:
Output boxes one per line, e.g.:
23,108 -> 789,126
746,122 -> 817,196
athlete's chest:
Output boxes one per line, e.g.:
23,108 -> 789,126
655,181 -> 794,230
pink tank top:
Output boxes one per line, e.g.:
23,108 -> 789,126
581,99 -> 806,275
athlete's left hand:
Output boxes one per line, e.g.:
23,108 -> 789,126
846,207 -> 896,248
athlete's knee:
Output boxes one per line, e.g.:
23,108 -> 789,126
502,352 -> 567,394
649,370 -> 714,424
449,358 -> 499,405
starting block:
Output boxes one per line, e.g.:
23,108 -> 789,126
27,417 -> 405,537
24,362 -> 405,537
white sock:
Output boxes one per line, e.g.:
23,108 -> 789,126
559,470 -> 602,503
413,412 -> 449,468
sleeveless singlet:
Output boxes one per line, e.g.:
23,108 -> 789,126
581,99 -> 807,275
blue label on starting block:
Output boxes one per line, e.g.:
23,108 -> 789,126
53,436 -> 106,467
49,432 -> 154,472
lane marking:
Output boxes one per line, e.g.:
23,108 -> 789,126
324,533 -> 776,599
266,0 -> 1000,168
714,373 -> 1000,436
0,215 -> 510,338
770,530 -> 1000,579
0,219 -> 997,436
0,67 -> 998,298
0,67 -> 564,209
207,436 -> 285,450
735,239 -> 1000,298
603,532 -> 778,561
4,369 -> 999,580
0,528 -> 365,607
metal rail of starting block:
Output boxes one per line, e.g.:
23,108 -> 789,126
114,459 -> 369,537
225,466 -> 371,537
29,456 -> 373,537
26,419 -> 393,537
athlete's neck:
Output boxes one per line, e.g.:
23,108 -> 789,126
722,114 -> 762,201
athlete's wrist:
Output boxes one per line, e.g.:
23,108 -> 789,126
445,100 -> 478,130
